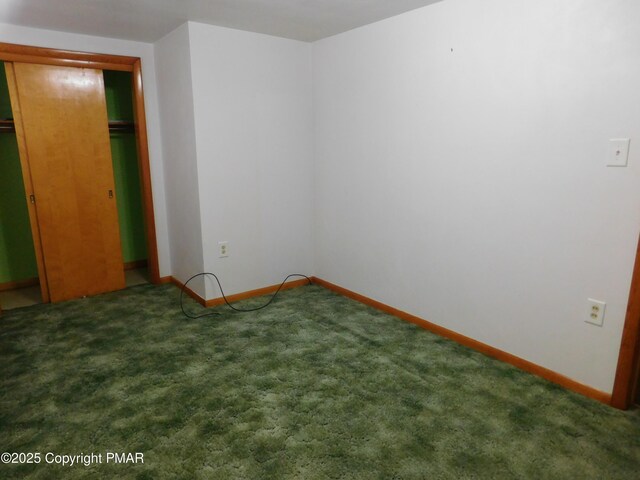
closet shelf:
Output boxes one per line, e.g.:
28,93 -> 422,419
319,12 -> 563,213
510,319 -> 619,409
0,118 -> 135,134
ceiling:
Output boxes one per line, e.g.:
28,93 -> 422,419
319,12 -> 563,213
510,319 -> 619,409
0,0 -> 445,43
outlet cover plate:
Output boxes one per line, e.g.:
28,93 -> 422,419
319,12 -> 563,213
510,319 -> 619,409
218,241 -> 229,258
586,298 -> 606,326
607,138 -> 630,167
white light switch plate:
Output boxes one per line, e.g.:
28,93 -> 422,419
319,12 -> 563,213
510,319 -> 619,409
607,138 -> 630,167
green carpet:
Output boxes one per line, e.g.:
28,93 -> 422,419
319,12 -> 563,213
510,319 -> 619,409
1,283 -> 639,479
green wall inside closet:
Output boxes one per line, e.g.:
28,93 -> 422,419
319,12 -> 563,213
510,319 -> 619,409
0,62 -> 38,284
0,65 -> 146,286
104,70 -> 147,264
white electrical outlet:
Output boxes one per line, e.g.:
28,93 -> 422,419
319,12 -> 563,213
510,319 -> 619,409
586,298 -> 606,326
218,241 -> 229,258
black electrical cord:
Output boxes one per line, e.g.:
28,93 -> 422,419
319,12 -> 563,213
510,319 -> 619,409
180,272 -> 312,319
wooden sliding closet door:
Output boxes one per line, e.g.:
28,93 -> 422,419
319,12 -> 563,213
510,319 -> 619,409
11,63 -> 125,302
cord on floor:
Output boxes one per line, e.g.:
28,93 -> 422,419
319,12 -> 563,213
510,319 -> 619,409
180,273 -> 312,319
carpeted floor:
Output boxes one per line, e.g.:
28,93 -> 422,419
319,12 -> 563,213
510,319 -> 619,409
1,283 -> 639,479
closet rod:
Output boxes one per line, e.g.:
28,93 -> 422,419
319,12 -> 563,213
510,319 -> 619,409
0,119 -> 15,133
108,120 -> 135,133
0,118 -> 134,134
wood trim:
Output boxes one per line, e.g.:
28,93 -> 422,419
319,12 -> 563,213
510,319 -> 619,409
0,42 -> 135,71
168,276 -> 311,309
124,259 -> 148,271
205,278 -> 311,307
1,43 -> 161,301
4,62 -> 50,304
611,235 -> 640,409
158,276 -> 172,284
0,277 -> 39,292
132,59 -> 160,284
170,276 -> 206,307
312,276 -> 612,406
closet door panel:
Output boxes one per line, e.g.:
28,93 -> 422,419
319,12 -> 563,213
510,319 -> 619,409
12,63 -> 124,302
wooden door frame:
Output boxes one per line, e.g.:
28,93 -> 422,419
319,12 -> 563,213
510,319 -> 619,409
611,234 -> 640,409
0,42 -> 161,296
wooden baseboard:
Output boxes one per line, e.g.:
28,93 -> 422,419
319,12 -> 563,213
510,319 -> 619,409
311,276 -> 612,406
205,278 -> 310,307
170,276 -> 206,306
124,259 -> 148,271
169,276 -> 311,308
0,277 -> 39,292
158,275 -> 172,285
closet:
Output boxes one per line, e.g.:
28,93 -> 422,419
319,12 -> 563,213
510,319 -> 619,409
0,43 -> 159,309
105,71 -> 149,274
0,66 -> 39,301
9,62 -> 126,302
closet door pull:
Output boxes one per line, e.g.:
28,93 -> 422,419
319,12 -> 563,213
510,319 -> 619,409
108,190 -> 113,198
29,194 -> 36,204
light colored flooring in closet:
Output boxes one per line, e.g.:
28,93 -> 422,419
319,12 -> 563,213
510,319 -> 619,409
125,267 -> 150,288
0,268 -> 149,311
0,285 -> 40,310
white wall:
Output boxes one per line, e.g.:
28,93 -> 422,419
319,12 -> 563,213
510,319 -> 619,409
154,23 -> 206,296
313,0 -> 640,392
0,22 -> 171,278
5,1 -> 638,393
187,22 -> 314,299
